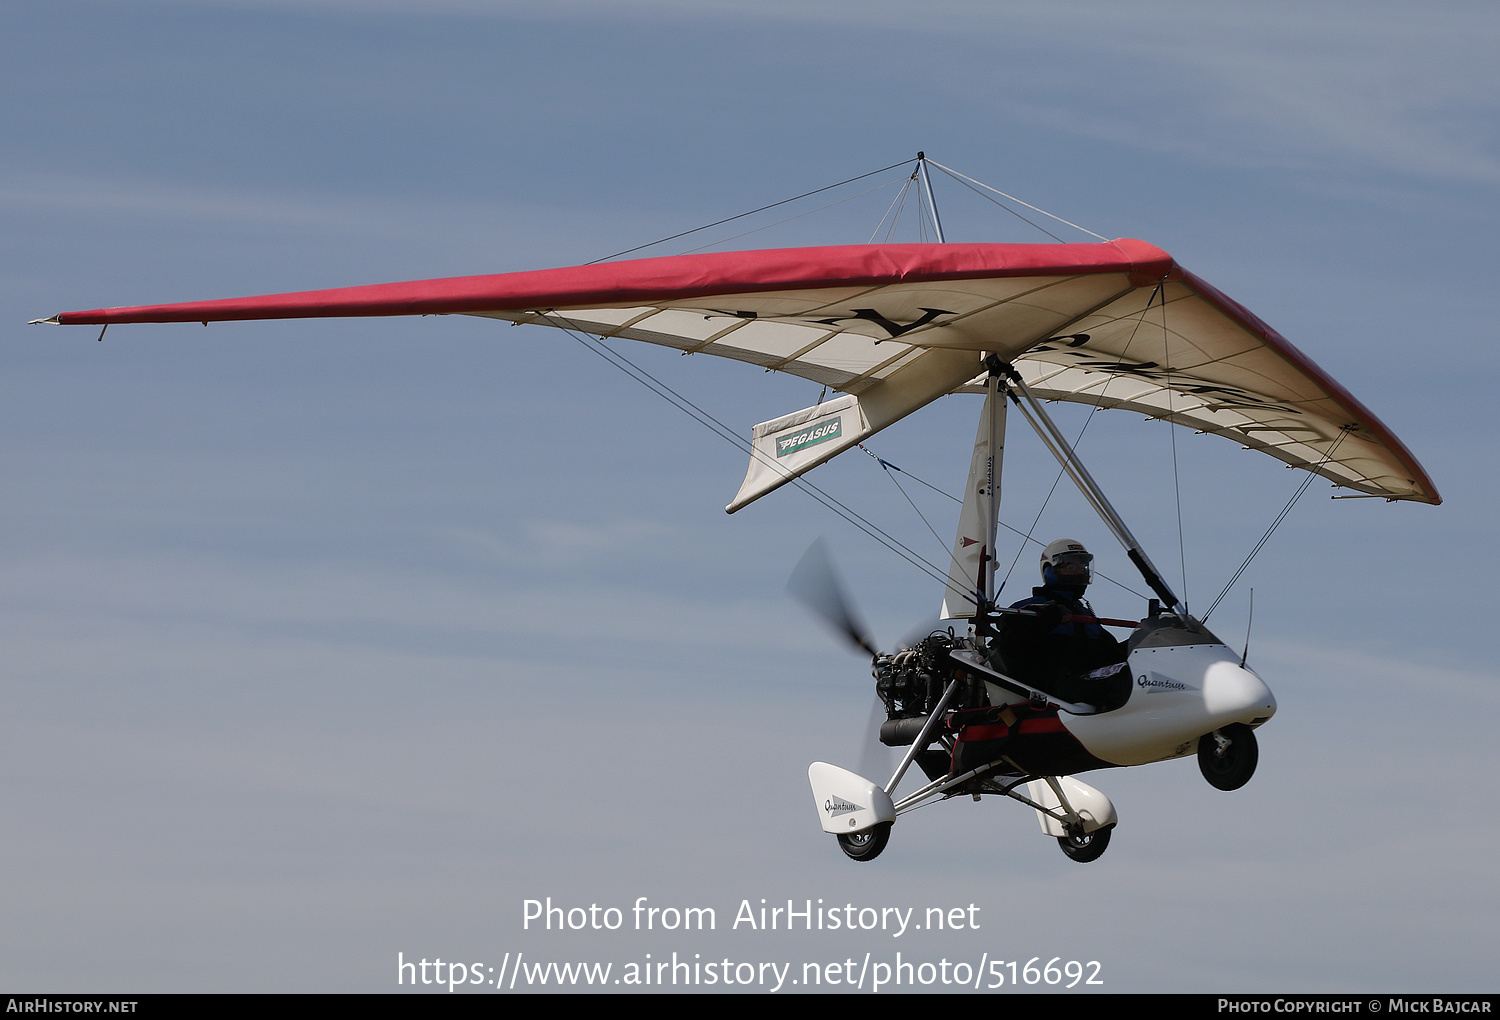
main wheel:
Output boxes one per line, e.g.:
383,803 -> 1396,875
1057,823 -> 1113,863
836,822 -> 892,862
1197,723 -> 1258,791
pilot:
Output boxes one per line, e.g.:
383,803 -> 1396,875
991,538 -> 1126,705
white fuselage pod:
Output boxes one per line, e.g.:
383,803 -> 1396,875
1061,640 -> 1277,766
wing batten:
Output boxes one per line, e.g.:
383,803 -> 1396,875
761,328 -> 848,371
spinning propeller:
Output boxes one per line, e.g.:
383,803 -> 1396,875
788,538 -> 942,782
786,537 -> 880,660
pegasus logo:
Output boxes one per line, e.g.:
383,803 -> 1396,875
775,416 -> 842,458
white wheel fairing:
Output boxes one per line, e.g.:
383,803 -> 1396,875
1060,644 -> 1276,766
1027,776 -> 1117,837
808,762 -> 896,835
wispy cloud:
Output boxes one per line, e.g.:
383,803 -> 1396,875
202,0 -> 1500,184
0,172 -> 394,231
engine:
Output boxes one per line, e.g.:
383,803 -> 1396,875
872,631 -> 955,719
872,630 -> 996,747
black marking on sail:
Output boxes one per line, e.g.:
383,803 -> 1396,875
1181,384 -> 1302,414
1034,349 -> 1305,415
1073,358 -> 1162,378
814,307 -> 955,338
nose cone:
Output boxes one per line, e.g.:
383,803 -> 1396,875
1203,661 -> 1277,726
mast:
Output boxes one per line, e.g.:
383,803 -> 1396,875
941,361 -> 1007,622
982,369 -> 1001,605
917,152 -> 946,244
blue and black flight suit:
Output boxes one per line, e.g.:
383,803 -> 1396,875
992,585 -> 1128,709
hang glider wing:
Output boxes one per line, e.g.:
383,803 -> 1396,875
41,240 -> 1439,508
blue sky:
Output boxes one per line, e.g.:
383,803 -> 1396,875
4,0 -> 1497,993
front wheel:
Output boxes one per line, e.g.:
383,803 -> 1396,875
836,822 -> 892,862
1198,723 -> 1258,791
1058,823 -> 1113,863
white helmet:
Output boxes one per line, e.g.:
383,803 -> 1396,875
1041,538 -> 1093,588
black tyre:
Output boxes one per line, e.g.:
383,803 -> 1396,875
1057,822 -> 1113,863
836,822 -> 892,862
1197,723 -> 1258,791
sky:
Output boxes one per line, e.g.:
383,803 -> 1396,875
3,0 -> 1497,994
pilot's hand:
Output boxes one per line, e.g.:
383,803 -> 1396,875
1034,602 -> 1063,630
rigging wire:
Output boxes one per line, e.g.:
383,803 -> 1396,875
996,282 -> 1165,596
858,445 -> 987,602
861,446 -> 950,555
990,463 -> 1148,601
880,178 -> 914,244
677,179 -> 903,255
866,173 -> 917,244
856,445 -> 1147,600
930,166 -> 1067,243
558,325 -> 963,597
588,157 -> 916,264
856,445 -> 961,504
1158,287 -> 1190,613
997,451 -> 1075,594
924,159 -> 1110,242
1201,428 -> 1352,621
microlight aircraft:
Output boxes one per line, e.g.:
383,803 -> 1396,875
36,157 -> 1438,863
